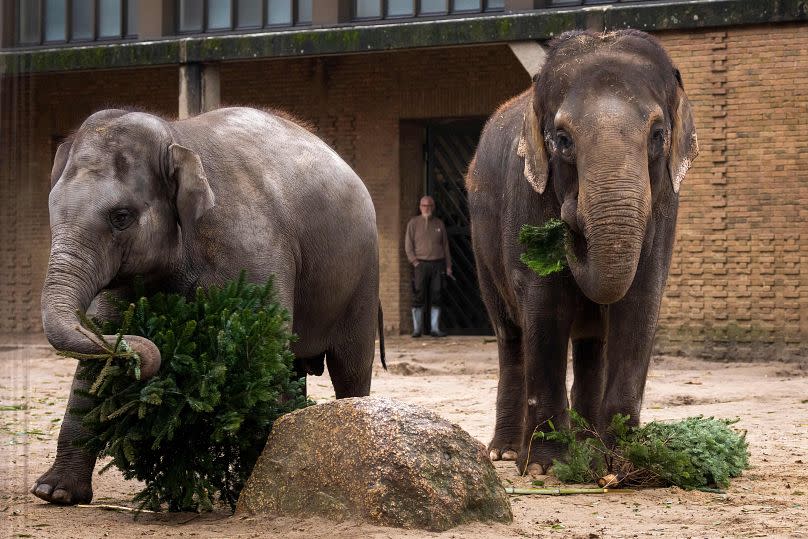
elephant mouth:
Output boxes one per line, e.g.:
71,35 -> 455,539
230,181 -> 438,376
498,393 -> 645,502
567,228 -> 587,267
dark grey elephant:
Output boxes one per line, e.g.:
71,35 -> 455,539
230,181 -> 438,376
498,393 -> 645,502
33,107 -> 381,504
467,30 -> 698,473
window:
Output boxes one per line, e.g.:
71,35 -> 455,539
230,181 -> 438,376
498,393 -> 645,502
176,0 -> 312,33
98,0 -> 122,37
15,0 -> 137,45
207,0 -> 232,30
72,0 -> 93,40
267,0 -> 292,25
352,0 -> 505,20
44,0 -> 67,42
237,0 -> 263,28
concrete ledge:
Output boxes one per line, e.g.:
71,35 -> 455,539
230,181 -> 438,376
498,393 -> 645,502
1,0 -> 806,75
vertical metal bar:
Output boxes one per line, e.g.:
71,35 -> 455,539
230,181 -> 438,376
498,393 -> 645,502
425,126 -> 434,197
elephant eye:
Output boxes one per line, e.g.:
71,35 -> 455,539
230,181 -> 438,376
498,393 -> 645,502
649,126 -> 666,159
109,208 -> 136,230
555,130 -> 575,161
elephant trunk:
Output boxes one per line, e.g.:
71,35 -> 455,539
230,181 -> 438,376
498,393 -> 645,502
569,152 -> 652,305
41,230 -> 161,379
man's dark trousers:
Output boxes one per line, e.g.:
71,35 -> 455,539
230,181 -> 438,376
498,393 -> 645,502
413,259 -> 444,308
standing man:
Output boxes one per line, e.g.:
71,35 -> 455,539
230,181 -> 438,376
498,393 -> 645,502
405,195 -> 452,338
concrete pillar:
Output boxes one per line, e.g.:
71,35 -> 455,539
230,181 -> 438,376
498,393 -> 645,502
138,0 -> 175,39
179,63 -> 202,119
508,41 -> 547,79
202,63 -> 220,112
179,63 -> 220,118
312,0 -> 352,26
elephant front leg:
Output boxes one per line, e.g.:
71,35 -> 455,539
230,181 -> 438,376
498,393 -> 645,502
489,324 -> 524,462
600,272 -> 667,431
33,288 -> 128,504
31,361 -> 97,504
517,284 -> 574,475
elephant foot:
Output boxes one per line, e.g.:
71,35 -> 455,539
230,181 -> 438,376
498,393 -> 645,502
31,463 -> 93,505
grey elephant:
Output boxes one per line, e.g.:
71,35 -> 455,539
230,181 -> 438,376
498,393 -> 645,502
467,30 -> 698,473
33,106 -> 382,504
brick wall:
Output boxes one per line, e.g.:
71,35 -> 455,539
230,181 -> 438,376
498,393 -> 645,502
0,23 -> 806,361
656,24 -> 808,361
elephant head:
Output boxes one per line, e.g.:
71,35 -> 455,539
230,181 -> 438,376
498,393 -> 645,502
43,109 -> 215,378
518,30 -> 698,304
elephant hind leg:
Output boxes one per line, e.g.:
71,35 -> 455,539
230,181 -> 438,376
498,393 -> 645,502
324,286 -> 377,399
325,336 -> 374,398
570,338 -> 606,431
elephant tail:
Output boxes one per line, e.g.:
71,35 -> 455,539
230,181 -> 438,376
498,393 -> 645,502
378,299 -> 387,370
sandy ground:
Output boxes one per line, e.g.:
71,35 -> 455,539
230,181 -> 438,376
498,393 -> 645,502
1,335 -> 807,538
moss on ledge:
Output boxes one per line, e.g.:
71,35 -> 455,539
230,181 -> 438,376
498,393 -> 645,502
1,0 -> 805,75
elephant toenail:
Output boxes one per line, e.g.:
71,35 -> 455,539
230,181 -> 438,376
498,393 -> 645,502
51,489 -> 72,504
502,450 -> 518,461
489,449 -> 501,461
33,484 -> 53,497
526,463 -> 545,476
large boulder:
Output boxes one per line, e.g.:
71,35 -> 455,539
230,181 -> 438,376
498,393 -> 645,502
236,396 -> 512,531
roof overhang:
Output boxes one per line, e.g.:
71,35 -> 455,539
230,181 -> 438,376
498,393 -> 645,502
1,0 -> 806,75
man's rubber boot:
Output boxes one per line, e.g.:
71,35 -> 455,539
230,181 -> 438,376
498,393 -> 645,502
411,307 -> 423,338
430,307 -> 447,338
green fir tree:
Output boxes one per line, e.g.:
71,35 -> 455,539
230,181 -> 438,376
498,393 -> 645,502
63,273 -> 309,512
533,411 -> 749,491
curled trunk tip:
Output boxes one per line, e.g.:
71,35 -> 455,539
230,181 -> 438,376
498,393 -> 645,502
124,335 -> 162,379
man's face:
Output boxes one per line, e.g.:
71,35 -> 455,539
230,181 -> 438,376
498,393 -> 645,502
420,198 -> 434,218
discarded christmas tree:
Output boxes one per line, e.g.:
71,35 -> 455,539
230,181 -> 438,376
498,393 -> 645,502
533,411 -> 749,491
62,274 -> 309,512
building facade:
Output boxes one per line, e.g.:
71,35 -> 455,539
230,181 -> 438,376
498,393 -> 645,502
1,0 -> 806,360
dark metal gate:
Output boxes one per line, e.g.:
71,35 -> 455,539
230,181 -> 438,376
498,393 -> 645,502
426,119 -> 492,335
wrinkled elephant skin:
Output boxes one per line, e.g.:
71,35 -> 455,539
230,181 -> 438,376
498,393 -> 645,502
34,107 -> 380,504
467,30 -> 698,472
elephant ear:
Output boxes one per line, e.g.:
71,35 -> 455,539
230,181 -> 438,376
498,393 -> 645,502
517,92 -> 549,194
50,141 -> 73,189
169,144 -> 215,231
669,72 -> 699,194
